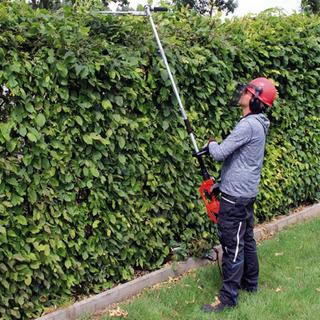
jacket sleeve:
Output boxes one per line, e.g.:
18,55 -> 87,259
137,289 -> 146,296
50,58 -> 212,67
208,120 -> 252,162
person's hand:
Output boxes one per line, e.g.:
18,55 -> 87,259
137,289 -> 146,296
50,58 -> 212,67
202,137 -> 216,150
208,137 -> 216,146
198,137 -> 215,156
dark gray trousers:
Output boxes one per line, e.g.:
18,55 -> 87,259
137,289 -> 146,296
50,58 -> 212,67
218,193 -> 259,306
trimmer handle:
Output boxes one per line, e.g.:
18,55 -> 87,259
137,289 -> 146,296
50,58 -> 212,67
199,178 -> 220,223
152,7 -> 168,12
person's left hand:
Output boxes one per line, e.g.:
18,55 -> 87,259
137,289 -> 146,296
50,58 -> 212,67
203,137 -> 215,149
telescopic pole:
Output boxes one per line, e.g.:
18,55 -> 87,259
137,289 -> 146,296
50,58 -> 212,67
144,5 -> 210,180
97,5 -> 219,222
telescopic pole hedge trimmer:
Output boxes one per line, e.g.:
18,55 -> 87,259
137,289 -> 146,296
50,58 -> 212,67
98,5 -> 220,223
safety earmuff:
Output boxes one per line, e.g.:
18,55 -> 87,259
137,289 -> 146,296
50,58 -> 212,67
248,85 -> 263,114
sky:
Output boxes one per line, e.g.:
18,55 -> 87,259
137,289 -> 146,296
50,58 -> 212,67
110,0 -> 301,15
232,0 -> 301,16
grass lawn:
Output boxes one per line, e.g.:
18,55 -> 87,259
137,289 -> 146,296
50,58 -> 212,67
94,217 -> 320,320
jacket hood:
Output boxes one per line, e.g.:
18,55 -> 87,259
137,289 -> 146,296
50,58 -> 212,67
248,113 -> 270,134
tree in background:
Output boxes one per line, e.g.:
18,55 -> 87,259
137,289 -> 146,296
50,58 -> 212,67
173,0 -> 238,16
301,0 -> 320,13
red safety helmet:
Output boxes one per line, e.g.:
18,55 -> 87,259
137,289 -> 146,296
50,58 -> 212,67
246,77 -> 277,107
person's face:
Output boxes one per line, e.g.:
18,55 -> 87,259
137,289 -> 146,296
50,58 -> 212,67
239,89 -> 252,108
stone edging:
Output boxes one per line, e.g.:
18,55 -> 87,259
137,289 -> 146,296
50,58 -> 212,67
36,203 -> 320,320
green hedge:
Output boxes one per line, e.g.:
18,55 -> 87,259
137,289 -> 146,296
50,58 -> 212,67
0,3 -> 319,318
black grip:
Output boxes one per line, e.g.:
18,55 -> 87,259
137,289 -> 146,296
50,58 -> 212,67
192,148 -> 209,158
153,7 -> 168,12
184,119 -> 193,134
191,148 -> 210,180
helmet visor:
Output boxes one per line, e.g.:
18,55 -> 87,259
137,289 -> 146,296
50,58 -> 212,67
228,84 -> 247,108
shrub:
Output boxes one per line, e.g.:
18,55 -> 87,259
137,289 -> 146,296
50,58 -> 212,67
0,3 -> 319,318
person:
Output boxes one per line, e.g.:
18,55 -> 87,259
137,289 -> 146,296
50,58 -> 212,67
202,77 -> 277,313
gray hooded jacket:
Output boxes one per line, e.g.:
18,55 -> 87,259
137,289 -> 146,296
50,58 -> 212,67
209,113 -> 270,198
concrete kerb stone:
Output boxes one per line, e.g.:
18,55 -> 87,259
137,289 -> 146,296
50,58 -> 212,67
36,258 -> 214,320
36,203 -> 320,320
254,203 -> 320,242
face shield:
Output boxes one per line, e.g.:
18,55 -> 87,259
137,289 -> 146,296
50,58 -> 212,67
228,83 -> 247,108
